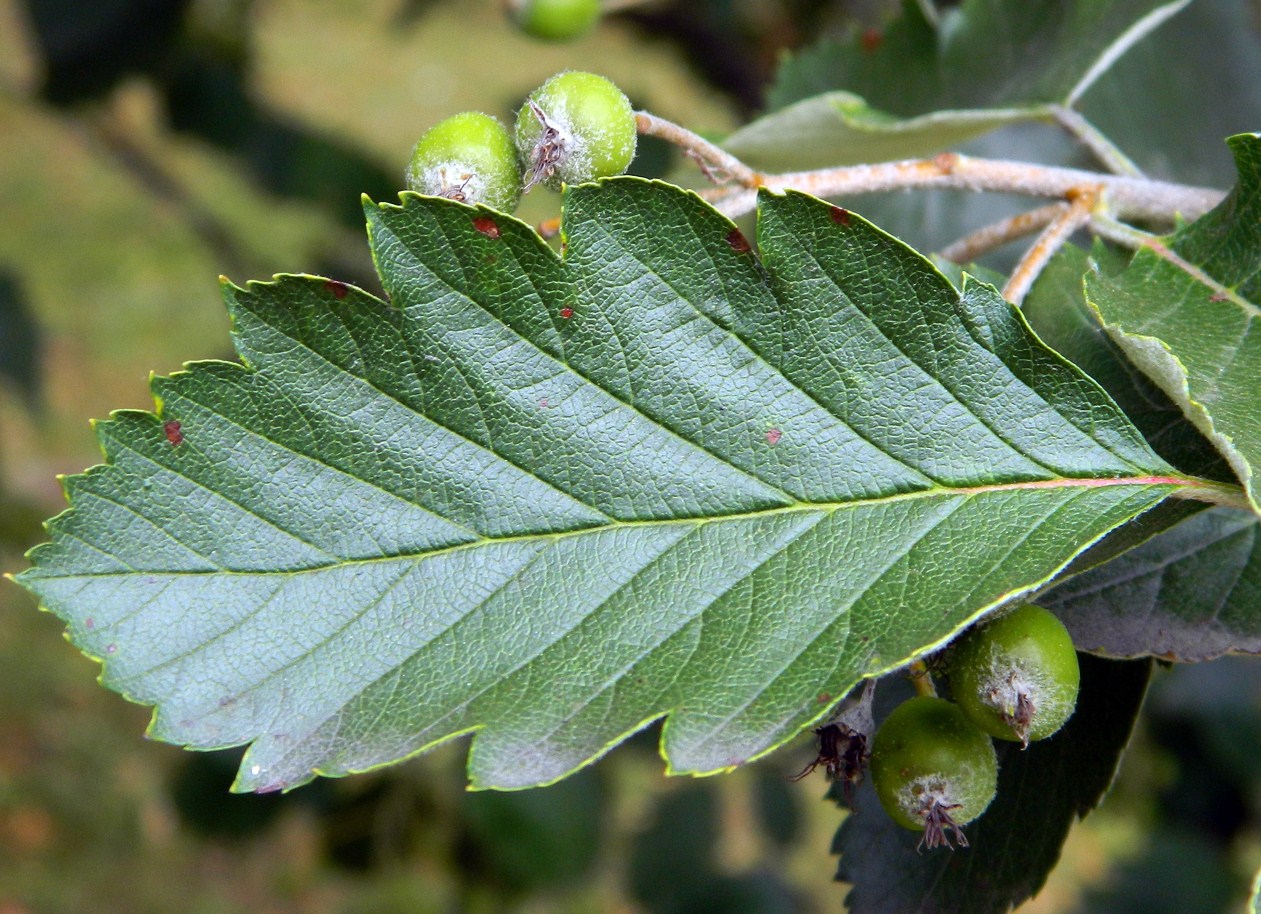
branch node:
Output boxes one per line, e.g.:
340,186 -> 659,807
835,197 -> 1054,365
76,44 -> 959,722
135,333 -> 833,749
932,152 -> 960,175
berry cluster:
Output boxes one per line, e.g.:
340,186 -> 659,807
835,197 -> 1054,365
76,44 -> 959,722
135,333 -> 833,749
406,71 -> 636,214
805,605 -> 1081,850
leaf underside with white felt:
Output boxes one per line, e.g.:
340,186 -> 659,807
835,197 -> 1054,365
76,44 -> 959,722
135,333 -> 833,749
1088,133 -> 1261,514
18,178 -> 1189,792
1043,507 -> 1261,661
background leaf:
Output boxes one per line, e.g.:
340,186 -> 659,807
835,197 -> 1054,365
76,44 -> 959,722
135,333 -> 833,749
728,0 -> 1261,267
1076,0 -> 1261,188
833,655 -> 1153,914
721,92 -> 1035,173
724,0 -> 1190,170
16,180 -> 1193,793
1043,507 -> 1261,660
1087,133 -> 1261,512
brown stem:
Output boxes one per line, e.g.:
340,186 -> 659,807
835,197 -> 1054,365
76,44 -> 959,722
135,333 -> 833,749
637,113 -> 1224,226
747,155 -> 1217,224
1003,190 -> 1097,305
79,111 -> 255,280
940,204 -> 1068,264
635,111 -> 759,186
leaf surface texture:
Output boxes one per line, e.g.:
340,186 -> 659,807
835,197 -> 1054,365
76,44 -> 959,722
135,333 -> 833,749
18,180 -> 1183,791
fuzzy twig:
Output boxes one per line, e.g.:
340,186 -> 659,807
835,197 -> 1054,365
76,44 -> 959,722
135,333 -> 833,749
1003,190 -> 1098,305
635,111 -> 759,186
940,203 -> 1069,264
1051,106 -> 1144,177
636,112 -> 1224,228
722,155 -> 1218,224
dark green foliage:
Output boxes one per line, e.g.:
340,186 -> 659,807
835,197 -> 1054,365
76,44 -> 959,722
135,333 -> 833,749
458,770 -> 605,894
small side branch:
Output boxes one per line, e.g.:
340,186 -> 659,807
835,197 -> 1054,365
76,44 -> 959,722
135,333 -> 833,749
1003,190 -> 1097,305
1085,212 -> 1159,249
635,111 -> 759,187
1051,106 -> 1144,177
940,204 -> 1068,264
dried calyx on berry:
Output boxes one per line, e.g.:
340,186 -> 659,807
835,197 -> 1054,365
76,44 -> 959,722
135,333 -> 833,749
870,696 -> 998,851
515,71 -> 637,191
406,111 -> 522,213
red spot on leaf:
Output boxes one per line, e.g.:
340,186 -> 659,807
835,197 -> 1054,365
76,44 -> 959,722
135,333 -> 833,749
105,643 -> 117,654
933,152 -> 960,173
725,228 -> 751,253
830,206 -> 850,226
472,216 -> 501,239
559,307 -> 574,319
324,279 -> 349,299
163,420 -> 183,446
860,27 -> 883,52
538,397 -> 553,409
766,428 -> 783,445
84,618 -> 94,630
817,692 -> 832,704
1210,292 -> 1230,302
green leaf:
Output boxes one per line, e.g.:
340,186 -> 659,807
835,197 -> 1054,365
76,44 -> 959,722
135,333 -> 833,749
1252,843 -> 1261,912
1078,0 -> 1261,188
722,92 -> 1034,173
833,655 -> 1152,914
1087,133 -> 1261,512
770,0 -> 1190,112
16,179 -> 1196,793
729,0 -> 1189,170
1043,507 -> 1261,661
1025,243 -> 1230,481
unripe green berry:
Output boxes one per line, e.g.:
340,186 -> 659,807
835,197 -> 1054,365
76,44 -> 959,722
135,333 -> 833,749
946,604 -> 1081,745
515,71 -> 637,190
870,696 -> 998,850
506,0 -> 600,41
406,112 -> 521,212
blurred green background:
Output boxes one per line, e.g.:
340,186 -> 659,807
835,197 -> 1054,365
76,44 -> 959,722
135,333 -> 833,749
3,1 -> 1261,912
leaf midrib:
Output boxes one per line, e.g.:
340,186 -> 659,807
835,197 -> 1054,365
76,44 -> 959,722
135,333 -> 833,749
33,474 -> 1189,582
